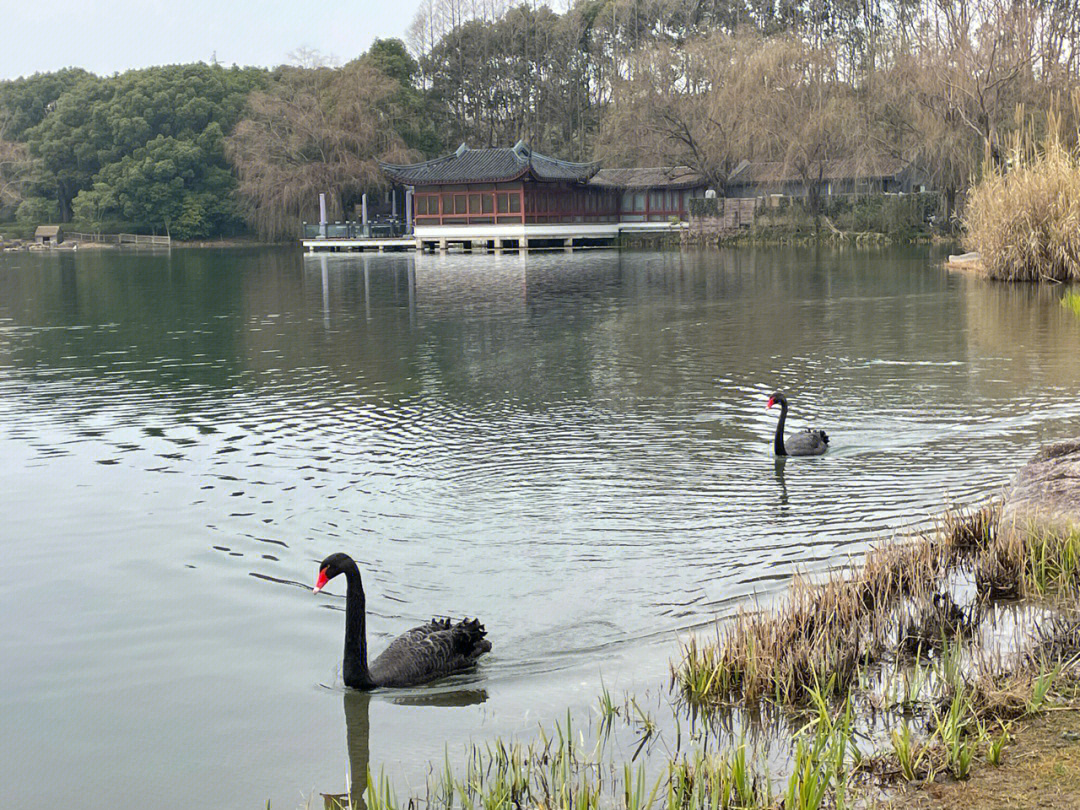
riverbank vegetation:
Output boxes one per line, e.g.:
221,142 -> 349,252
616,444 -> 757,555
722,193 -> 942,246
4,0 -> 1080,242
317,504 -> 1080,810
964,108 -> 1080,282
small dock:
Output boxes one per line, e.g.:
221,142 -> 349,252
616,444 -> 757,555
303,236 -> 416,253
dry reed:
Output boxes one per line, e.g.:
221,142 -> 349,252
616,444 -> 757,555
674,506 -> 1001,707
964,103 -> 1080,282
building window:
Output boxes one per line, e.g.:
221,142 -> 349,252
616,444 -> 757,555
509,193 -> 521,213
454,195 -> 467,214
482,194 -> 494,214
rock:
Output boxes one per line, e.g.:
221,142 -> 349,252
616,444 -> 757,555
1002,439 -> 1080,538
946,252 -> 985,274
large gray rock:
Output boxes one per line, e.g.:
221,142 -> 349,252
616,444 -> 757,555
1003,439 -> 1080,537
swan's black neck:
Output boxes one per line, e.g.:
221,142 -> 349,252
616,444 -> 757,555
341,560 -> 377,690
773,395 -> 788,456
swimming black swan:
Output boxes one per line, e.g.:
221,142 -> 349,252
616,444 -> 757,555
767,391 -> 829,456
313,552 -> 491,689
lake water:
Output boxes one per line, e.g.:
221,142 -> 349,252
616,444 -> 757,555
3,245 -> 1080,809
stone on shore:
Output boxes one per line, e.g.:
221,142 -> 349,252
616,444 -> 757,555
1003,438 -> 1080,537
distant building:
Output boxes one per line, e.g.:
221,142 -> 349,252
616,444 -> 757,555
381,141 -> 616,228
377,143 -> 706,251
725,158 -> 929,200
308,146 -> 938,252
34,225 -> 63,246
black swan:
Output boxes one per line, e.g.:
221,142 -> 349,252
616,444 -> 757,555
766,391 -> 829,456
313,552 -> 491,689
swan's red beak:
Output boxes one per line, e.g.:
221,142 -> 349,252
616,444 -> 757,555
766,396 -> 776,409
313,568 -> 329,594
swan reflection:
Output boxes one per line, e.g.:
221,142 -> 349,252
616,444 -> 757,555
323,687 -> 489,809
390,687 -> 488,708
773,457 -> 789,506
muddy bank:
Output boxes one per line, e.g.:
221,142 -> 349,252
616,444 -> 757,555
886,700 -> 1080,809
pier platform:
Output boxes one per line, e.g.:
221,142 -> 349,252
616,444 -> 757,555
302,222 -> 684,254
302,236 -> 416,253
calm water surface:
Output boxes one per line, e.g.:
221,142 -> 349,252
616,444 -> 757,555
3,246 -> 1080,808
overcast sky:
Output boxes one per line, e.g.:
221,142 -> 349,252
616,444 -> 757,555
1,0 -> 418,80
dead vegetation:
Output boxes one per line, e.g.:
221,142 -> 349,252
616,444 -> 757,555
672,505 -> 1000,708
674,502 -> 1080,711
964,101 -> 1080,282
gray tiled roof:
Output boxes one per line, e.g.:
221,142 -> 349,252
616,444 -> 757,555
589,166 -> 705,189
380,142 -> 599,185
727,157 -> 908,185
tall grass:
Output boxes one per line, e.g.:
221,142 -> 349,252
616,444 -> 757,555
673,504 -> 1080,710
673,507 -> 996,707
964,104 -> 1080,282
974,522 -> 1080,599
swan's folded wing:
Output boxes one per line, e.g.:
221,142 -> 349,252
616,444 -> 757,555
396,617 -> 453,643
785,428 -> 829,455
369,618 -> 490,687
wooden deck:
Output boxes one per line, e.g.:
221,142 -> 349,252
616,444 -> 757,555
302,222 -> 685,253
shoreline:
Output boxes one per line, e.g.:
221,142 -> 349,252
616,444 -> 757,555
3,227 -> 963,255
324,439 -> 1080,810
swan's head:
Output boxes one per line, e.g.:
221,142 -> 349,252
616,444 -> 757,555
766,391 -> 787,409
313,552 -> 354,593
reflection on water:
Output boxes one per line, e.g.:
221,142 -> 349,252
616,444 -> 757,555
326,688 -> 490,809
389,687 -> 489,708
2,245 -> 1080,810
773,458 -> 789,506
327,691 -> 371,810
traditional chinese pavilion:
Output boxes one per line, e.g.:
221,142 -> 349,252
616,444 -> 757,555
378,142 -> 706,252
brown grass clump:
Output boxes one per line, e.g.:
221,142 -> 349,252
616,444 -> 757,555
675,506 -> 1003,708
964,106 -> 1080,282
673,499 -> 1080,713
674,506 -> 1000,707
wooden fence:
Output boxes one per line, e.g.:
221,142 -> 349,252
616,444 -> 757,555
67,232 -> 171,247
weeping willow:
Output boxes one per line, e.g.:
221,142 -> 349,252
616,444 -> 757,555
226,62 -> 415,241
